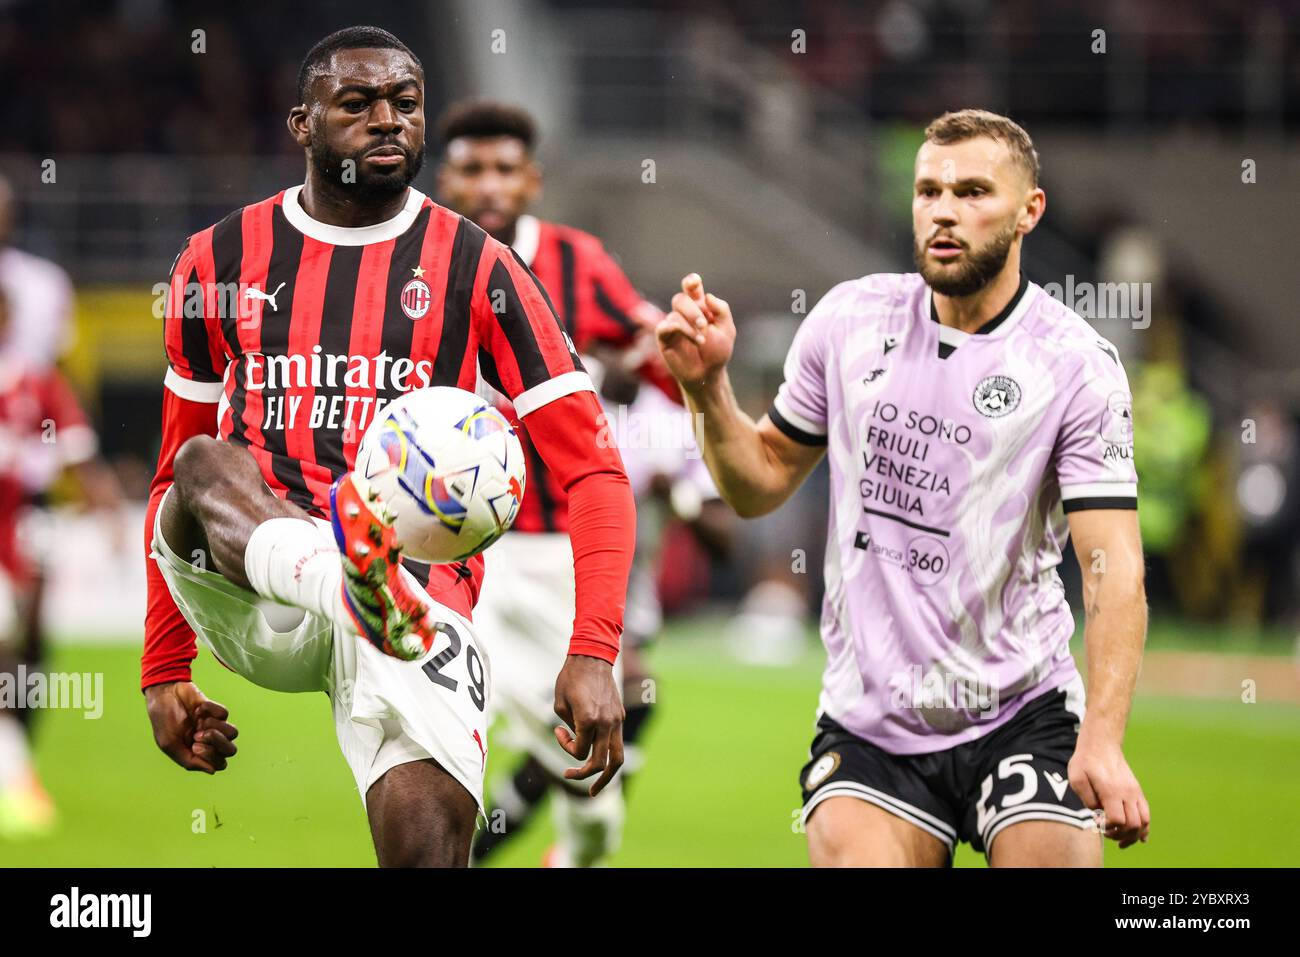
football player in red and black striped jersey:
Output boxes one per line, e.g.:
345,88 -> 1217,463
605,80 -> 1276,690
435,100 -> 669,866
141,27 -> 634,868
436,99 -> 675,536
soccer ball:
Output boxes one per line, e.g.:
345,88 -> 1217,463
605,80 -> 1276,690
354,387 -> 526,563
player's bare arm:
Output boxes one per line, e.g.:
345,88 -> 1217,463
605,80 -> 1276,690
657,274 -> 824,517
1067,507 -> 1151,849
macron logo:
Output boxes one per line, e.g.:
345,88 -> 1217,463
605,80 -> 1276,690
50,887 -> 151,938
1044,771 -> 1071,802
244,281 -> 286,313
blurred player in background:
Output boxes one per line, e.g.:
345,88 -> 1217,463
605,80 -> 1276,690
0,285 -> 121,838
141,29 -> 632,868
584,342 -> 732,744
434,100 -> 673,866
0,173 -> 89,837
658,110 -> 1150,866
471,341 -> 733,866
0,174 -> 76,370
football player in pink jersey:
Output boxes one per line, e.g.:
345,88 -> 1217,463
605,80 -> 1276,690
657,110 -> 1149,867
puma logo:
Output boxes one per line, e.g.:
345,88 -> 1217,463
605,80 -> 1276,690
244,281 -> 286,312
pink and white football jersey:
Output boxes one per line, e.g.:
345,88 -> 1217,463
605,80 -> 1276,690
771,273 -> 1137,754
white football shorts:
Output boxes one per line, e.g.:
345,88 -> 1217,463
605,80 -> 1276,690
150,488 -> 491,813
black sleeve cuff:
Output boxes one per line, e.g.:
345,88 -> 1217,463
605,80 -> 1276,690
768,404 -> 827,447
1062,497 -> 1138,513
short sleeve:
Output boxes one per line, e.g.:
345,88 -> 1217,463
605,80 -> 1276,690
1054,339 -> 1138,512
768,281 -> 855,446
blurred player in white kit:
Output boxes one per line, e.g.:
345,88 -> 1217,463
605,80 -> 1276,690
474,341 -> 731,867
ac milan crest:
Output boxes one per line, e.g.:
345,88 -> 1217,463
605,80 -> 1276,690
401,278 -> 432,320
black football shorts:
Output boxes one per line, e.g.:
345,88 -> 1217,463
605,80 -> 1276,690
799,688 -> 1097,859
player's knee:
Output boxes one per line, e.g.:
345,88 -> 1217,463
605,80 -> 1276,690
807,835 -> 858,867
805,808 -> 855,867
174,435 -> 261,498
988,821 -> 1101,867
172,435 -> 222,495
805,799 -> 913,867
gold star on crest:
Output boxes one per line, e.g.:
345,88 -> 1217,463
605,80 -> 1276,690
412,265 -> 426,278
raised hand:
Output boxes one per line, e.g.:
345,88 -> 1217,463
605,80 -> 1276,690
655,273 -> 737,393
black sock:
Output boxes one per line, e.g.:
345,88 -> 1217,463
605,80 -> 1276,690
624,699 -> 654,746
471,758 -> 549,862
619,699 -> 656,799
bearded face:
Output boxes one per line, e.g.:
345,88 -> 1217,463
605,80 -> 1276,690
911,135 -> 1041,301
914,219 -> 1018,298
309,126 -> 425,201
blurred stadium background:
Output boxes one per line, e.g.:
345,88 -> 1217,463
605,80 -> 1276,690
1,0 -> 1297,866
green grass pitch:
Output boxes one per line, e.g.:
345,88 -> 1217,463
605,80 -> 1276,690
5,621 -> 1298,867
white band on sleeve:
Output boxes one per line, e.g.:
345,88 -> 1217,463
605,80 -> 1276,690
164,367 -> 224,403
1060,482 -> 1138,501
772,394 -> 827,438
513,371 -> 595,417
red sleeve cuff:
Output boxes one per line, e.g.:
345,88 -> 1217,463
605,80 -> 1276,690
523,391 -> 635,662
141,662 -> 195,691
567,638 -> 620,665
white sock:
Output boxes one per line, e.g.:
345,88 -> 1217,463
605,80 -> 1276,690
0,715 -> 33,791
552,781 -> 625,868
244,518 -> 349,625
490,774 -> 530,820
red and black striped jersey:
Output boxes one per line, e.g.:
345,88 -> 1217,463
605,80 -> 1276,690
498,215 -> 651,534
0,359 -> 95,581
512,215 -> 645,351
154,187 -> 594,619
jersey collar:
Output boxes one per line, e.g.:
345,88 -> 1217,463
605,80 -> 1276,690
511,214 -> 541,267
280,185 -> 427,246
926,272 -> 1033,339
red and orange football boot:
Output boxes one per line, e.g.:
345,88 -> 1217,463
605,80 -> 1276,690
329,472 -> 438,661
